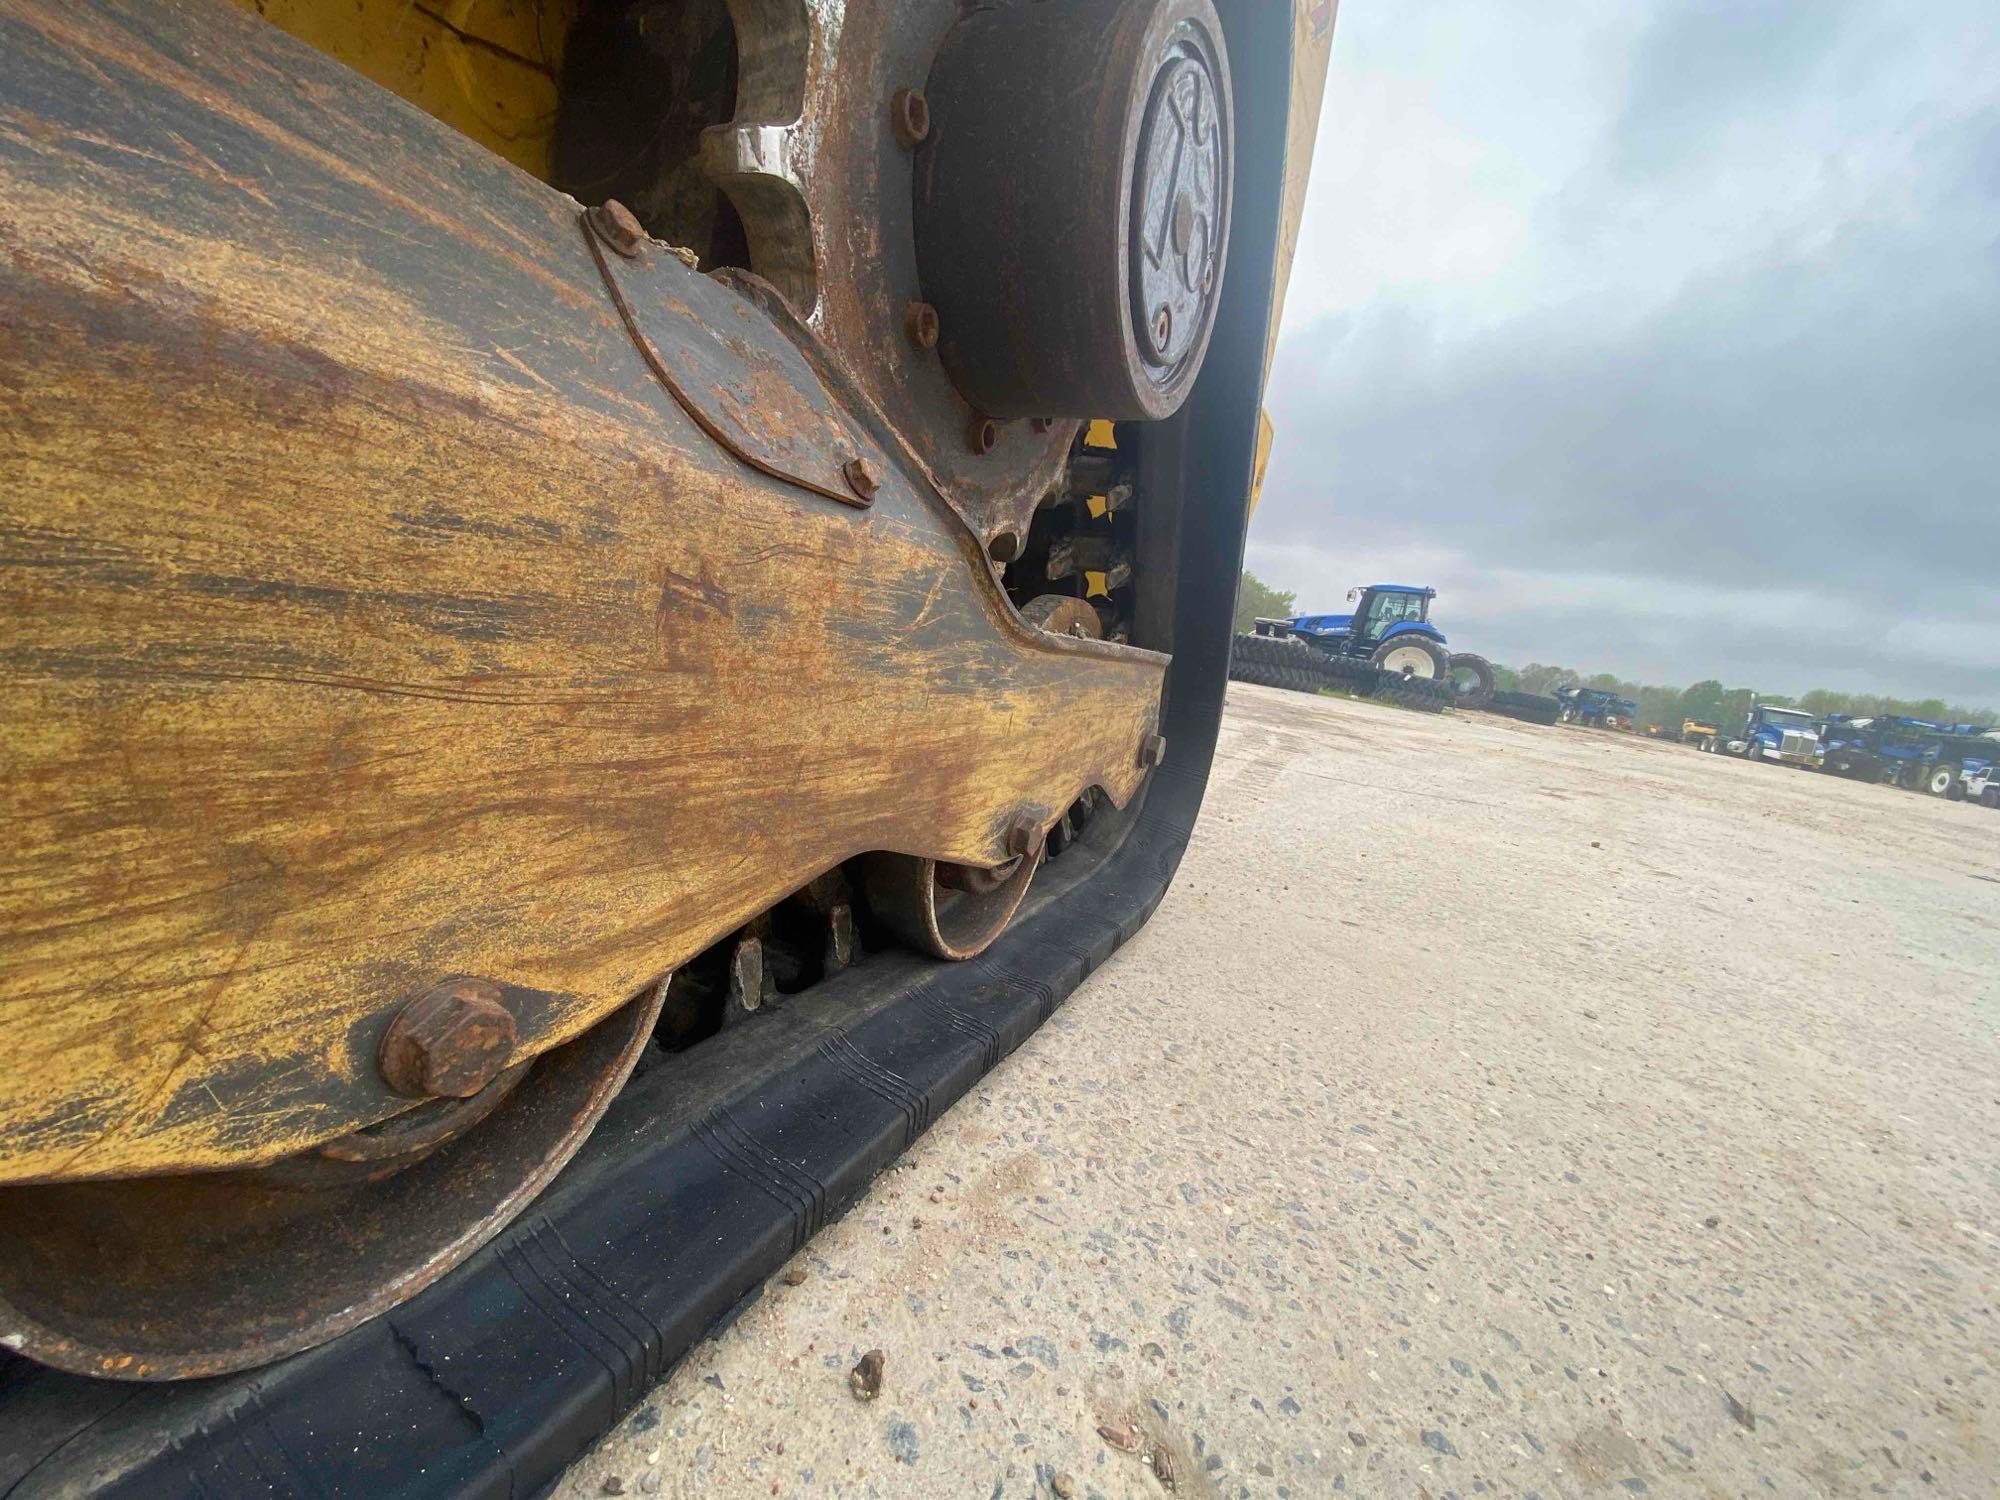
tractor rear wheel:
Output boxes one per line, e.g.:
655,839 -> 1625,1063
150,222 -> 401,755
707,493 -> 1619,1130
1445,653 -> 1494,709
1370,635 -> 1448,681
1919,763 -> 1962,798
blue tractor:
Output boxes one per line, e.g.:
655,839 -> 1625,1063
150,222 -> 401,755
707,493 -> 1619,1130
1822,715 -> 2000,800
1553,685 -> 1639,730
1252,584 -> 1495,705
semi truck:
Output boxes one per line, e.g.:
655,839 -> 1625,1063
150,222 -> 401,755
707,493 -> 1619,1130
1712,703 -> 1822,765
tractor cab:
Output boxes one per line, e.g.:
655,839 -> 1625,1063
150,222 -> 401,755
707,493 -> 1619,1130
1350,585 -> 1435,644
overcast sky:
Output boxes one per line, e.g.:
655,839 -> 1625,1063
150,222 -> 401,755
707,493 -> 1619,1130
1255,0 -> 2000,703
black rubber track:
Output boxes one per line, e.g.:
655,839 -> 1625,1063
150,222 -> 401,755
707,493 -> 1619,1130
0,10 -> 1301,1497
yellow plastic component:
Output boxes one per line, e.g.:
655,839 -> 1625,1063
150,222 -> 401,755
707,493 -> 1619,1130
1084,419 -> 1117,449
1083,570 -> 1110,600
231,0 -> 576,180
1085,494 -> 1109,520
1248,408 -> 1275,518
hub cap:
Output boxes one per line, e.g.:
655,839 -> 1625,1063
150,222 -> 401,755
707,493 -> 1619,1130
1381,644 -> 1438,678
1131,30 -> 1227,384
913,0 -> 1233,421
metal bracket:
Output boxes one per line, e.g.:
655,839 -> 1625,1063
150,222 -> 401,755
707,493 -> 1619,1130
583,206 -> 876,508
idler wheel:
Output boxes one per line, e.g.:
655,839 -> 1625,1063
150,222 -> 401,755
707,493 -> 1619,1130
0,984 -> 664,1380
913,0 -> 1233,421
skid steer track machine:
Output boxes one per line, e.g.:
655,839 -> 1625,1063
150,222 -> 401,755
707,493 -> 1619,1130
0,0 -> 1337,1484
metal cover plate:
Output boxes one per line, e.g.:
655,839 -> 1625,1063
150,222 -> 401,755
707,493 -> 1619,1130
586,226 -> 869,508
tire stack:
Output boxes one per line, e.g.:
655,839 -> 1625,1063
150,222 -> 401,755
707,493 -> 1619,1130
1483,689 -> 1562,725
1371,672 -> 1451,713
1229,632 -> 1339,693
1230,633 -> 1475,714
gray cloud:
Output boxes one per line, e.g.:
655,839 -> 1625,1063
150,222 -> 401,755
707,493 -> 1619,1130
1254,0 -> 2000,704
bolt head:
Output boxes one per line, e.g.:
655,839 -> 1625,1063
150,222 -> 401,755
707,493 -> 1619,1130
842,456 -> 881,502
379,979 -> 518,1099
891,87 -> 931,147
1138,731 -> 1168,769
904,300 -> 941,351
589,200 -> 646,257
1004,813 -> 1042,860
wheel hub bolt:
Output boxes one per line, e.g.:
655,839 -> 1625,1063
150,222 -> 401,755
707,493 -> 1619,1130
890,87 -> 930,147
903,300 -> 941,350
379,979 -> 518,1099
1138,731 -> 1168,769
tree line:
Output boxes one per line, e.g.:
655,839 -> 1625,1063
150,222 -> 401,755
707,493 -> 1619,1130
1234,571 -> 1995,729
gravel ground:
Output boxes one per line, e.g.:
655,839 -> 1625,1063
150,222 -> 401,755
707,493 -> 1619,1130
555,684 -> 2000,1500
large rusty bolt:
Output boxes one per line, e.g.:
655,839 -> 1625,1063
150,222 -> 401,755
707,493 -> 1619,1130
912,0 -> 1233,420
842,456 -> 881,502
586,199 -> 647,258
1138,731 -> 1168,768
1004,812 -> 1043,861
379,979 -> 519,1099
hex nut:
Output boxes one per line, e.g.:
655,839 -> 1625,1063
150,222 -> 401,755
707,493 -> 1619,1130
379,979 -> 518,1099
1004,813 -> 1042,860
587,200 -> 646,258
1138,731 -> 1168,768
842,456 -> 881,502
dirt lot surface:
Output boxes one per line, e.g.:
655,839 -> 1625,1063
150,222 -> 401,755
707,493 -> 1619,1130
555,684 -> 2000,1499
